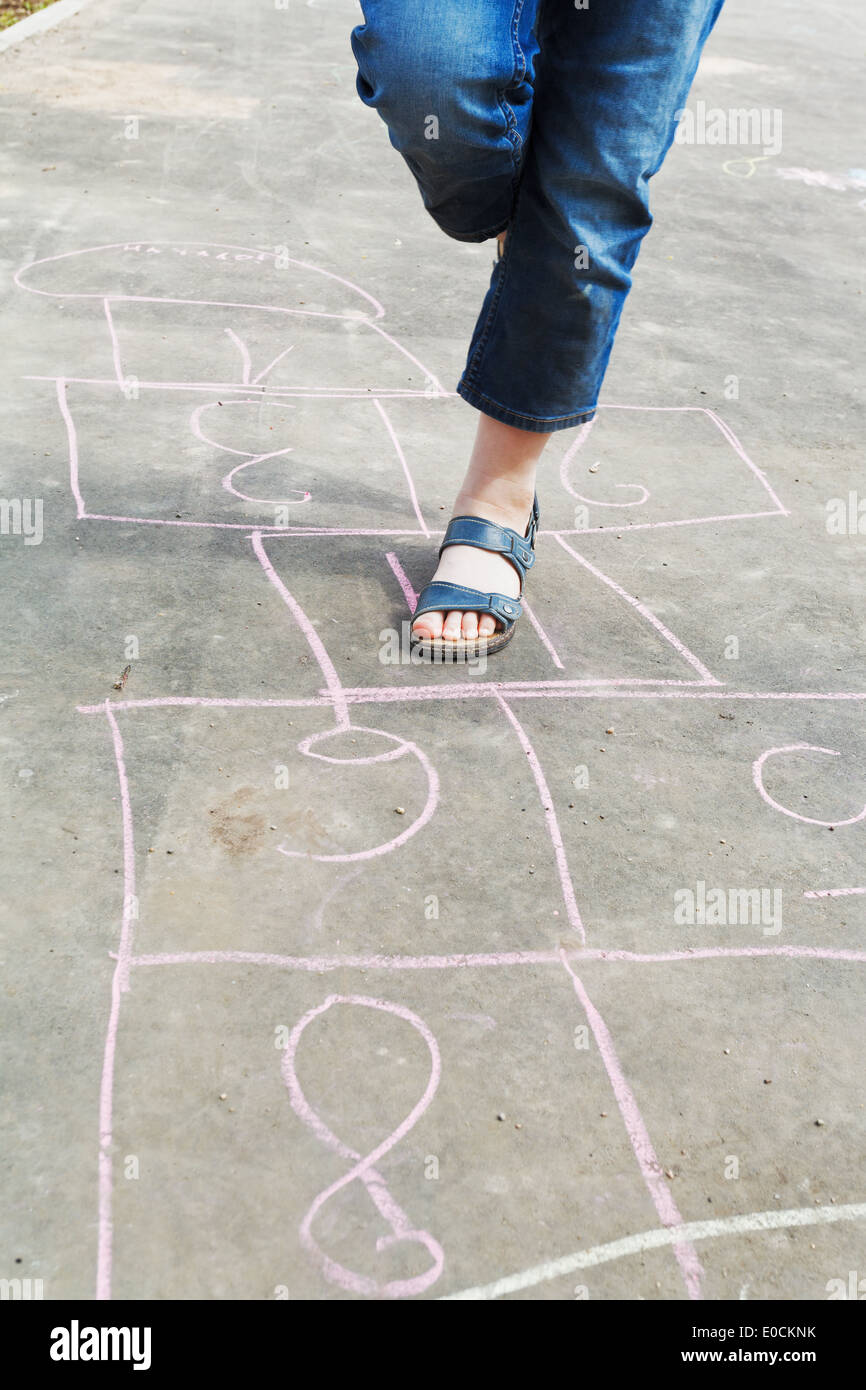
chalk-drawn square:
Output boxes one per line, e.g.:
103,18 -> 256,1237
106,700 -> 577,960
539,404 -> 786,535
58,384 -> 430,531
260,532 -> 720,686
510,696 -> 866,952
106,964 -> 666,1299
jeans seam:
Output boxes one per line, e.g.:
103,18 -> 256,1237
501,0 -> 527,168
464,0 -> 527,388
512,0 -> 527,84
496,95 -> 522,173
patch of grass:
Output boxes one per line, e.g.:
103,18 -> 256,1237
0,1 -> 58,32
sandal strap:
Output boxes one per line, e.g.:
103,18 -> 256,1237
412,581 -> 522,631
440,512 -> 536,586
526,492 -> 540,548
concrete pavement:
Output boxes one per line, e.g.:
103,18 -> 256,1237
1,0 -> 864,1300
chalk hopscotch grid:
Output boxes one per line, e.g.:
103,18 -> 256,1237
44,376 -> 788,538
89,682 -> 866,1301
20,243 -> 786,537
17,241 -> 862,1299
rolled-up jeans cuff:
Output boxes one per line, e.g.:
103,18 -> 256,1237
456,378 -> 598,433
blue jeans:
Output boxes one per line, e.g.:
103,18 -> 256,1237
351,0 -> 725,433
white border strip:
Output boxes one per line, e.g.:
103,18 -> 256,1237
442,1201 -> 866,1299
0,0 -> 95,54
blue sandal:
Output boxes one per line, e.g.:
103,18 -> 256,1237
411,495 -> 539,661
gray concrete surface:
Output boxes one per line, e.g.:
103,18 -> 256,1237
1,0 -> 864,1301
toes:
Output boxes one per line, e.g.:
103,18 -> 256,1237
412,610 -> 444,640
412,610 -> 489,642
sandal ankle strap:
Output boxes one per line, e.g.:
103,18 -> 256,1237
439,509 -> 537,587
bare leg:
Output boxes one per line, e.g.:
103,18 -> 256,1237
412,411 -> 551,642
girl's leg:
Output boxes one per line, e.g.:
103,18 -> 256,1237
419,0 -> 727,639
351,0 -> 541,243
457,0 -> 727,431
352,0 -> 547,639
352,1 -> 727,640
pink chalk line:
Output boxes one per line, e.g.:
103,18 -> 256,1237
373,399 -> 429,536
559,950 -> 703,1298
190,399 -> 311,506
252,344 -> 297,385
495,696 -> 698,1295
15,241 -> 389,316
224,327 -> 296,387
520,599 -> 565,668
126,946 -> 866,971
17,241 -> 452,393
84,517 -> 426,535
495,695 -> 585,943
554,535 -> 719,685
61,512 -> 783,537
56,378 -> 85,518
77,687 -> 866,717
27,375 -> 450,400
190,397 -> 289,460
222,452 -> 310,506
52,375 -> 427,535
251,530 -> 349,727
554,509 -> 787,537
386,552 -> 418,612
103,300 -> 124,388
703,408 -> 788,514
560,419 -> 650,510
365,318 -> 447,396
753,744 -> 866,827
553,404 -> 786,532
69,298 -> 369,322
804,887 -> 866,900
589,404 -> 788,518
276,725 -> 439,864
335,686 -> 866,706
283,995 -> 444,1296
79,696 -> 331,714
564,482 -> 651,509
251,532 -> 440,863
309,867 -> 365,933
225,327 -> 253,384
96,701 -> 138,1300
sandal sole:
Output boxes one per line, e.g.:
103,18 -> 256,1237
410,624 -> 516,663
